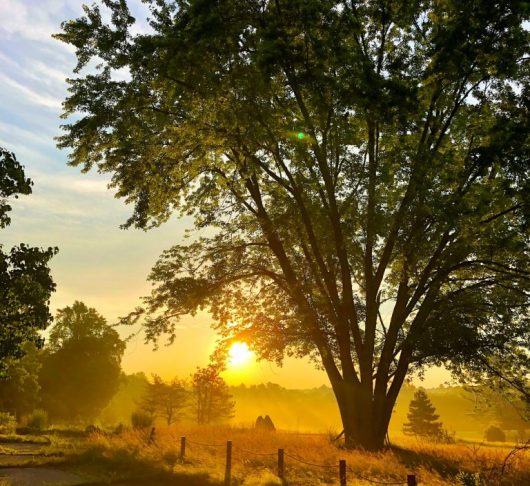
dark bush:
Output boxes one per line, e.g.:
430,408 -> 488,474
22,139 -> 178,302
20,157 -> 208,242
26,409 -> 48,431
485,425 -> 506,442
131,411 -> 153,429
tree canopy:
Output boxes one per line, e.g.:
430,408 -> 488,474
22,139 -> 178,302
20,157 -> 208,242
141,374 -> 188,425
0,147 -> 57,374
48,300 -> 124,357
56,0 -> 530,449
192,364 -> 235,424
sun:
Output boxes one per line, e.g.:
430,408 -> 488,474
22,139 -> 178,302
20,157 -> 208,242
228,342 -> 253,367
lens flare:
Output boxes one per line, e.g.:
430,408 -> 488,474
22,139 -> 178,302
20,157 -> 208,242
228,342 -> 253,367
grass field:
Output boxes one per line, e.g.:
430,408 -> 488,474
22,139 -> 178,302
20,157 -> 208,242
72,424 -> 530,485
0,425 -> 528,485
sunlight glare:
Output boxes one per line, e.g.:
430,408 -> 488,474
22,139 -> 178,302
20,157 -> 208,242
228,342 -> 253,367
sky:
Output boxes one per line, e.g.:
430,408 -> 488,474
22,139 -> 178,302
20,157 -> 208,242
0,0 -> 449,389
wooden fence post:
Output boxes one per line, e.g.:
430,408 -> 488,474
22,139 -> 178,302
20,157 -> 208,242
180,436 -> 186,460
407,474 -> 417,486
277,448 -> 284,480
224,440 -> 232,486
339,459 -> 347,486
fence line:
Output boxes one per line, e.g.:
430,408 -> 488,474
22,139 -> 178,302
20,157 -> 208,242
175,435 -> 416,485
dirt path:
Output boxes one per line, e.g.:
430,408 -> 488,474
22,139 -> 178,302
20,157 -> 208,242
0,467 -> 88,485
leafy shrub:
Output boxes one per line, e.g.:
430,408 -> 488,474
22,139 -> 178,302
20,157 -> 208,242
485,425 -> 506,442
131,410 -> 153,429
0,412 -> 16,434
26,409 -> 48,431
456,471 -> 482,486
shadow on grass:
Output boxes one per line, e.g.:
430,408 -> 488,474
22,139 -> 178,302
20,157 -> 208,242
391,444 -> 461,479
62,445 -> 223,486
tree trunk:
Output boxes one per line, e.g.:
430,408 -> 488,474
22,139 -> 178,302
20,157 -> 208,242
332,381 -> 393,451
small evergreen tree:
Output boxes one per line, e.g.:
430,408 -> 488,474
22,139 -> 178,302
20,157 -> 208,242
403,389 -> 444,439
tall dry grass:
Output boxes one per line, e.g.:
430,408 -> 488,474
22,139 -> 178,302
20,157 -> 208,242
86,424 -> 530,485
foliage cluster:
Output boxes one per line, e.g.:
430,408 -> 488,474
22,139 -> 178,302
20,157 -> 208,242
131,410 -> 154,429
140,374 -> 188,426
192,364 -> 235,425
0,412 -> 16,435
0,147 -> 56,374
25,409 -> 48,431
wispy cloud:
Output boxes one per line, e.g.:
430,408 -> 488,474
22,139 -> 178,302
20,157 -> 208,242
35,171 -> 112,195
0,72 -> 63,109
0,0 -> 70,43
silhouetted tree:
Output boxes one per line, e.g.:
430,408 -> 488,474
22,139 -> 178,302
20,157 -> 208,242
403,389 -> 443,439
0,147 -> 56,374
39,302 -> 125,422
141,374 -> 188,425
192,364 -> 234,424
485,425 -> 506,442
56,1 -> 530,449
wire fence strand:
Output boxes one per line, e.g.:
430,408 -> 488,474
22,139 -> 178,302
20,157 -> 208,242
284,452 -> 338,469
186,439 -> 225,448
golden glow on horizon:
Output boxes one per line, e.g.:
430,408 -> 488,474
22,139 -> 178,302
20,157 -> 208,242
228,341 -> 253,367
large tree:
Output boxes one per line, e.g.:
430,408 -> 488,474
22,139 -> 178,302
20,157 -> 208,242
55,1 -> 530,449
0,147 -> 57,374
40,302 -> 125,422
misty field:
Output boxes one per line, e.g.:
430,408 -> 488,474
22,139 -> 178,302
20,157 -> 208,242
1,424 -> 525,486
